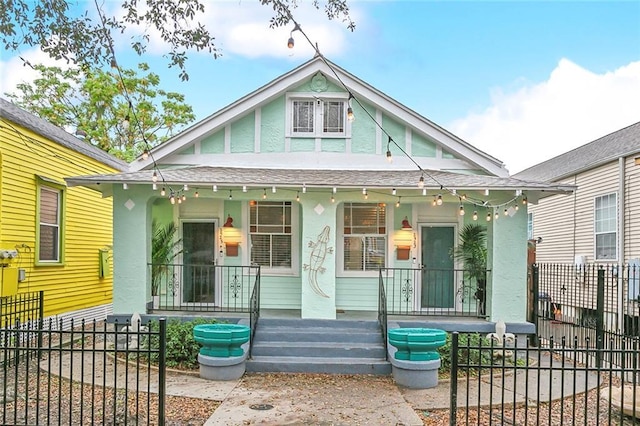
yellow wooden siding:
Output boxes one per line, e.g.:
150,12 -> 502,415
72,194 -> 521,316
625,156 -> 640,260
1,120 -> 118,318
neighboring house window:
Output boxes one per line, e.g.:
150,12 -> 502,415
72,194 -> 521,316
287,94 -> 349,137
527,213 -> 534,240
250,201 -> 292,269
37,178 -> 64,264
343,203 -> 387,271
595,193 -> 617,261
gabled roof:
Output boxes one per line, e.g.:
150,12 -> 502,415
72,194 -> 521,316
514,121 -> 640,182
0,98 -> 128,171
131,56 -> 509,177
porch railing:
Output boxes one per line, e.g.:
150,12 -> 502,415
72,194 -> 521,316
149,263 -> 260,313
248,266 -> 261,358
380,267 -> 489,317
377,270 -> 388,359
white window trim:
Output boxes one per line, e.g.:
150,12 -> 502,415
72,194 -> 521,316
285,92 -> 351,139
594,192 -> 617,262
248,201 -> 300,277
36,177 -> 65,265
337,202 -> 391,277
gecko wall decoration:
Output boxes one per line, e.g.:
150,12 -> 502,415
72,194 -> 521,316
303,225 -> 333,298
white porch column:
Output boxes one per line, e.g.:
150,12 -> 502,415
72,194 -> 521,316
486,209 -> 528,323
299,195 -> 338,319
112,185 -> 151,315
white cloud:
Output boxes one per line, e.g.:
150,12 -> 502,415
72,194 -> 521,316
449,59 -> 640,174
0,48 -> 73,97
111,1 -> 353,60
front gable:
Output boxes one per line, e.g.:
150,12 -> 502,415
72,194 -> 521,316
133,57 -> 507,176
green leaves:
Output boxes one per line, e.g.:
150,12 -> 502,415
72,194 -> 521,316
6,62 -> 195,161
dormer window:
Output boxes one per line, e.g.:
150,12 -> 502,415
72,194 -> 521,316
287,93 -> 349,138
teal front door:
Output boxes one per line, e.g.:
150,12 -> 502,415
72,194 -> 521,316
421,225 -> 455,309
181,221 -> 216,304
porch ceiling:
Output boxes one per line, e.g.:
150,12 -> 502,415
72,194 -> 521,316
66,166 -> 574,198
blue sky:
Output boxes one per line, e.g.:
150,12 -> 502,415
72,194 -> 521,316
1,1 -> 639,173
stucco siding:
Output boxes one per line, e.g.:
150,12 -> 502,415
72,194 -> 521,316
0,120 -> 117,319
351,101 -> 377,154
382,113 -> 405,149
230,112 -> 257,153
260,95 -> 285,152
200,130 -> 225,154
412,132 -> 437,158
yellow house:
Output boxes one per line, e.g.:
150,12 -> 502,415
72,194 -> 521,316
0,98 -> 127,324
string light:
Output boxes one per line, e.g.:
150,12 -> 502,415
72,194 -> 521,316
296,192 -> 300,202
152,183 -> 157,190
472,211 -> 478,221
347,94 -> 355,122
177,196 -> 182,204
303,184 -> 307,194
504,208 -> 509,216
272,186 -> 277,193
262,189 -> 267,199
195,190 -> 199,198
170,193 -> 175,204
422,188 -> 427,196
432,196 -> 437,207
396,197 -> 401,208
494,210 -> 499,220
514,204 -> 519,211
228,190 -> 233,200
392,188 -> 397,196
213,185 -> 218,192
364,190 -> 368,200
386,137 -> 393,163
182,194 -> 186,202
333,187 -> 337,193
142,149 -> 149,160
331,194 -> 335,203
160,187 -> 166,196
122,183 -> 128,190
459,205 -> 465,216
436,194 -> 443,206
486,212 -> 491,222
522,196 -> 528,205
287,23 -> 301,48
152,171 -> 158,182
184,184 -> 189,191
418,175 -> 425,189
242,185 -> 247,192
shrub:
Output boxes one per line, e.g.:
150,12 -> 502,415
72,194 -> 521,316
438,332 -> 493,374
147,318 -> 219,369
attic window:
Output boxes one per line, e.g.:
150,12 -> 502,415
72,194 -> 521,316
287,94 -> 350,138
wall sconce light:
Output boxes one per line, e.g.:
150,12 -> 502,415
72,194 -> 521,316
222,214 -> 240,256
401,216 -> 412,230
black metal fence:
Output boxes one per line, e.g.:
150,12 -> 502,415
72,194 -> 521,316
0,291 -> 44,328
149,263 -> 260,313
1,318 -> 166,425
534,263 -> 640,368
450,332 -> 640,425
380,267 -> 488,317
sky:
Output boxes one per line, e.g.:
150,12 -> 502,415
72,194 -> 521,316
1,1 -> 639,174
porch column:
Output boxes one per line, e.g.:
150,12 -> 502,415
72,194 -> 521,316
299,196 -> 338,319
112,185 -> 151,315
486,209 -> 528,323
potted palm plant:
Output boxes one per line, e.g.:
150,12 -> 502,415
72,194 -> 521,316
452,224 -> 488,316
151,220 -> 182,308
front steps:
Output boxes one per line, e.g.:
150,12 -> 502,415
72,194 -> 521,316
246,318 -> 391,375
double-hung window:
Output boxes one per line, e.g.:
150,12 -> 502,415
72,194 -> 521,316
288,94 -> 349,137
343,203 -> 387,272
37,178 -> 64,264
250,201 -> 293,270
595,193 -> 617,260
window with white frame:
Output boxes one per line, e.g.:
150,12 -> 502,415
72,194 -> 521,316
343,203 -> 387,271
288,95 -> 348,137
595,193 -> 617,260
250,201 -> 292,269
38,184 -> 63,263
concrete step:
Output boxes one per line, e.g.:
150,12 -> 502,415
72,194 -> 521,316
252,328 -> 384,344
250,341 -> 386,358
246,355 -> 391,375
257,318 -> 381,330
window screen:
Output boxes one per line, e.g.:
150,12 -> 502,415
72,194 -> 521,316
343,203 -> 386,271
250,201 -> 292,268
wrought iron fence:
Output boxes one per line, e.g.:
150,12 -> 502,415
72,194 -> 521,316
249,268 -> 260,358
534,263 -> 640,368
449,332 -> 640,425
0,290 -> 44,328
1,317 -> 166,425
149,263 -> 260,313
380,267 -> 489,317
378,270 -> 388,359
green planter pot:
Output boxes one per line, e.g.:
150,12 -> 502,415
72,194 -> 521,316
193,324 -> 251,358
387,328 -> 447,361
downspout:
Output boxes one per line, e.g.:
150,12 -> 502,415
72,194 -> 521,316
618,157 -> 625,331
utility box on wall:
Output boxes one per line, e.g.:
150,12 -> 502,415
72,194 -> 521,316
1,266 -> 19,297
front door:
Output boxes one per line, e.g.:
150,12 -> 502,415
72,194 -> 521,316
181,221 -> 217,305
420,225 -> 456,309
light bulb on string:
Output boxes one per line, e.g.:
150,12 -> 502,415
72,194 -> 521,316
396,197 -> 401,208
330,194 -> 335,203
302,184 -> 307,194
494,210 -> 499,220
184,184 -> 189,191
170,193 -> 175,204
182,194 -> 186,202
514,204 -> 519,211
122,114 -> 130,131
392,188 -> 396,196
160,187 -> 166,196
418,175 -> 425,189
152,171 -> 158,183
472,211 -> 478,221
272,186 -> 277,193
486,212 -> 491,222
459,205 -> 465,216
142,149 -> 149,160
504,208 -> 508,216
195,190 -> 199,198
287,23 -> 300,48
436,194 -> 443,206
362,188 -> 367,195
228,190 -> 233,200
432,196 -> 437,207
522,196 -> 528,205
213,185 -> 218,192
262,189 -> 267,199
347,107 -> 355,122
296,192 -> 300,202
122,183 -> 128,190
177,196 -> 182,204
386,137 -> 393,163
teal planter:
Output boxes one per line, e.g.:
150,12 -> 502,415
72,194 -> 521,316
388,328 -> 447,361
193,324 -> 251,358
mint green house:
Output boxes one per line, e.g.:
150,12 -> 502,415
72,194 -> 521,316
68,57 -> 570,327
